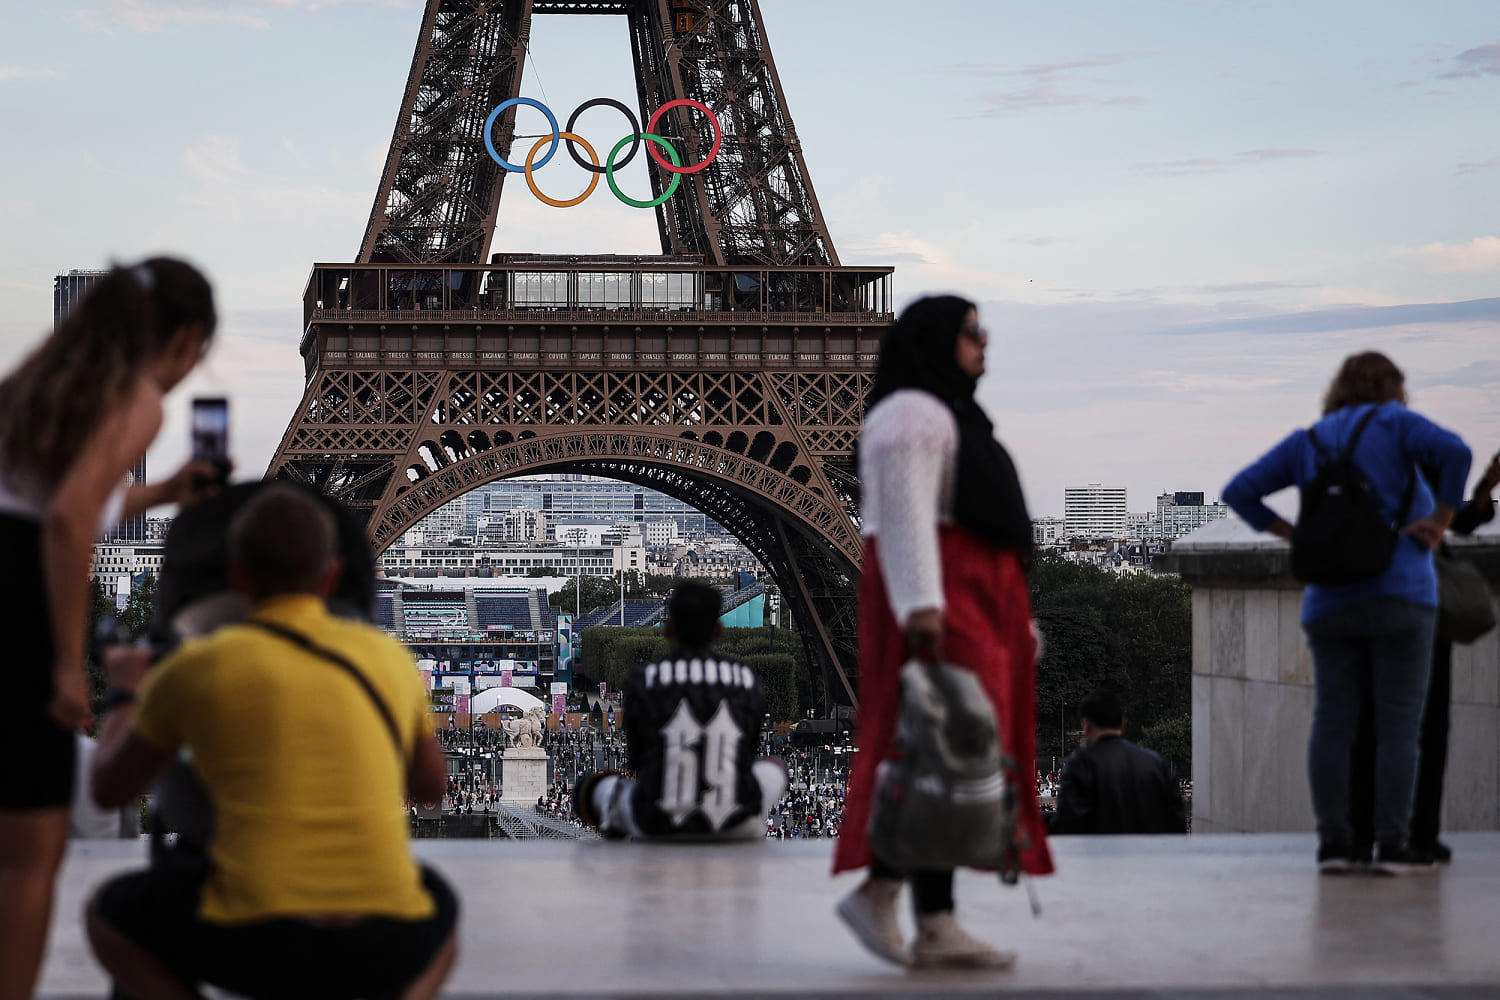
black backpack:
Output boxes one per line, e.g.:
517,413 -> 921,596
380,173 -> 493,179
1292,405 -> 1413,586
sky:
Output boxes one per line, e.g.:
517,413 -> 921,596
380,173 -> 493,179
1,0 -> 1497,519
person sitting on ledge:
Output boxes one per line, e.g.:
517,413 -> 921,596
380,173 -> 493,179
86,485 -> 459,1000
1048,689 -> 1186,835
574,582 -> 787,839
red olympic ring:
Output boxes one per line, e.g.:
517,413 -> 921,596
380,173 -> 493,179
645,99 -> 723,175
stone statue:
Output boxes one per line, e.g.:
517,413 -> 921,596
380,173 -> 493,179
502,706 -> 547,749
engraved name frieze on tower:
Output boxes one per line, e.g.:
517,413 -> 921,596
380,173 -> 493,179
267,0 -> 894,704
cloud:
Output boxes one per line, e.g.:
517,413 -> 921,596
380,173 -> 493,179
1393,236 -> 1500,274
1131,148 -> 1323,177
1198,280 -> 1310,294
1439,42 -> 1500,79
1456,157 -> 1499,176
77,0 -> 416,32
1154,297 -> 1500,336
173,132 -> 369,229
954,53 -> 1147,116
0,66 -> 61,80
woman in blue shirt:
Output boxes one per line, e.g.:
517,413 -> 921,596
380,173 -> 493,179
1223,352 -> 1470,874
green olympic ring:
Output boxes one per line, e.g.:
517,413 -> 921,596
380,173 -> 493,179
604,133 -> 681,209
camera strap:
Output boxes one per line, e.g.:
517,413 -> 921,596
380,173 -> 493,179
244,620 -> 404,757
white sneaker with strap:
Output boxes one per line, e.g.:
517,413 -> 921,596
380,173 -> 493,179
912,911 -> 1016,970
835,877 -> 907,967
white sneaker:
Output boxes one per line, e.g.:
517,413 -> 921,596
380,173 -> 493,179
912,911 -> 1016,970
836,878 -> 907,967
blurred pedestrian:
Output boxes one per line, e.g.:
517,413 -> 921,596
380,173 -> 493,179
1048,690 -> 1186,835
834,296 -> 1052,969
0,258 -> 218,999
1350,447 -> 1500,863
1224,352 -> 1470,874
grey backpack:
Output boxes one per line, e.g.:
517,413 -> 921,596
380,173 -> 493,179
868,661 -> 1020,879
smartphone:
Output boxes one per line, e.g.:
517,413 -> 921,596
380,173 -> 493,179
191,397 -> 231,484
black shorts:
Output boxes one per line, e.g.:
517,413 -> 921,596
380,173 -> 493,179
95,861 -> 459,1000
0,515 -> 74,810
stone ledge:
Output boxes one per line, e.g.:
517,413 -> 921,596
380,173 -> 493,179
1155,518 -> 1500,583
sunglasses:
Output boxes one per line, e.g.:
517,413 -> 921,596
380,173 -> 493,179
958,326 -> 989,344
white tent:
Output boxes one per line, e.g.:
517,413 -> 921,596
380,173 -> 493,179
469,686 -> 545,715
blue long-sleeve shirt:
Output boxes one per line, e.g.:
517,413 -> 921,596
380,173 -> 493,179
1222,402 -> 1471,623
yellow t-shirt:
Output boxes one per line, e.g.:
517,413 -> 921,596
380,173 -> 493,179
134,594 -> 435,925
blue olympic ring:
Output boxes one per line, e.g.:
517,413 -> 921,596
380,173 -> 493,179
485,98 -> 562,173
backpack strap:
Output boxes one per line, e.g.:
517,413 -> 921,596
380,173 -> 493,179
244,620 -> 404,757
1338,404 -> 1383,463
1307,404 -> 1381,469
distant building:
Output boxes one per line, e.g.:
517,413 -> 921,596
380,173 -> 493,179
497,507 -> 548,544
1126,511 -> 1155,539
1155,490 -> 1230,540
1064,485 -> 1128,540
643,519 -> 680,547
405,498 -> 468,546
379,541 -> 645,578
1032,516 -> 1068,546
58,269 -> 147,543
54,268 -> 108,322
91,542 -> 165,604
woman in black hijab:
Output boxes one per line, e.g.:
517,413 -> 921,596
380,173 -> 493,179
833,296 -> 1052,969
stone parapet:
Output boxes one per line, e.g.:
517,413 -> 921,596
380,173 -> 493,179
1156,519 -> 1500,833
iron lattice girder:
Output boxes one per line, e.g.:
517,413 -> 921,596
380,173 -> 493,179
268,356 -> 870,701
360,0 -> 839,266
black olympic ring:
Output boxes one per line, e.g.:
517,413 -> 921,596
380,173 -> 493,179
565,98 -> 641,175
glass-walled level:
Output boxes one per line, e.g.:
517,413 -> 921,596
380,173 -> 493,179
305,264 -> 892,325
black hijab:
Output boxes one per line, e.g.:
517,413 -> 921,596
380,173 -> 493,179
866,295 -> 1033,556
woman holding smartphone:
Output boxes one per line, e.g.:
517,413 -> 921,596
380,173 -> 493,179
0,257 -> 218,999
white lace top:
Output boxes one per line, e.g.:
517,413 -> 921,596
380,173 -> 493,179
858,390 -> 958,624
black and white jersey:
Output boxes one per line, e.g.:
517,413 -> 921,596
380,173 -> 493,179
623,649 -> 765,836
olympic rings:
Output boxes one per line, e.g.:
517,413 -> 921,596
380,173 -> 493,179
486,98 -> 560,173
483,96 -> 721,207
565,98 -> 640,175
526,132 -> 601,208
605,133 -> 681,209
645,99 -> 722,175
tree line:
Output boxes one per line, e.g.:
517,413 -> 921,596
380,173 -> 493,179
572,552 -> 1192,773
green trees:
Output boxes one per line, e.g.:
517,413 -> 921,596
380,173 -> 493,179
548,571 -> 650,616
82,573 -> 159,716
579,625 -> 808,721
644,573 -> 717,596
1028,551 -> 1191,770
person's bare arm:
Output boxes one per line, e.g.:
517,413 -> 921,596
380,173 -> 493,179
407,731 -> 448,804
120,459 -> 223,521
45,380 -> 163,730
91,647 -> 172,809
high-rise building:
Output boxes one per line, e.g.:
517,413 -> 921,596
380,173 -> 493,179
1064,485 -> 1128,539
54,268 -> 108,321
57,269 -> 147,543
1155,490 -> 1229,540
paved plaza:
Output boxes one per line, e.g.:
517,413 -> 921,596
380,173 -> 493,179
38,833 -> 1500,999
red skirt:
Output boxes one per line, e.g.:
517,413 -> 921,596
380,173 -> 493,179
832,525 -> 1054,877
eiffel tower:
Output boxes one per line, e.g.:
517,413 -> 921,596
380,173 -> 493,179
267,0 -> 894,705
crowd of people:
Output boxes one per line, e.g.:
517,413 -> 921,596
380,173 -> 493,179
443,775 -> 500,815
767,784 -> 845,839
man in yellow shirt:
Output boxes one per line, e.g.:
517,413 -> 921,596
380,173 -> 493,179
87,485 -> 457,1000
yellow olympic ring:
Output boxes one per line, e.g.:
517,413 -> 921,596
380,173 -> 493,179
525,132 -> 599,208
